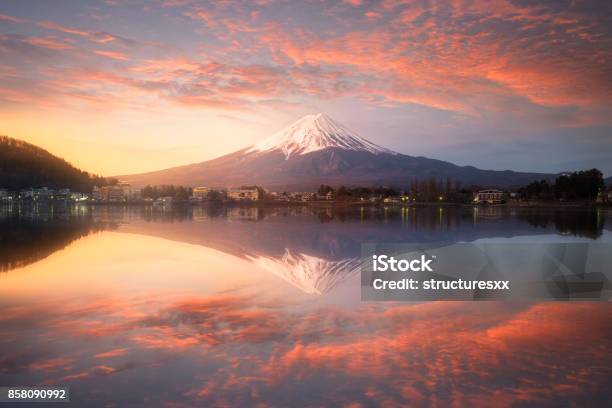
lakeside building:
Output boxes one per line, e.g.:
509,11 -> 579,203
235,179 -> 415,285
157,196 -> 174,206
317,191 -> 334,201
267,191 -> 316,202
70,192 -> 89,202
120,182 -> 140,200
93,185 -> 124,201
4,187 -> 90,202
228,187 -> 259,201
473,189 -> 504,204
383,196 -> 401,204
292,192 -> 315,202
93,182 -> 140,202
20,187 -> 53,201
54,188 -> 70,200
192,186 -> 211,200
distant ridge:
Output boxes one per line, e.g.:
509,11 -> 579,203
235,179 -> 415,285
118,114 -> 556,190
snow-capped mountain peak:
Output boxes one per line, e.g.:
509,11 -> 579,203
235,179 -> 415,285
246,113 -> 397,159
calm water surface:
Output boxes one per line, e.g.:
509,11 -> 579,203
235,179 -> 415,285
1,205 -> 611,407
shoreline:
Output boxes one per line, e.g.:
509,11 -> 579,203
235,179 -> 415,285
1,200 -> 609,209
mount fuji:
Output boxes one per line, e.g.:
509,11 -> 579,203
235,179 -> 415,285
119,113 -> 553,189
246,113 -> 395,158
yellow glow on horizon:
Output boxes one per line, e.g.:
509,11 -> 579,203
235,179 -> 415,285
0,106 -> 286,176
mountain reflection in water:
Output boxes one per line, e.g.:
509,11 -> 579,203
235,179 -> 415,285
1,205 -> 609,293
0,204 -> 610,407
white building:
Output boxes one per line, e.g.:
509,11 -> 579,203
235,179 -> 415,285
473,189 -> 504,204
70,192 -> 89,202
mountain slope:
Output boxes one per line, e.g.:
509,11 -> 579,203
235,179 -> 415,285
118,114 -> 555,189
0,136 -> 110,191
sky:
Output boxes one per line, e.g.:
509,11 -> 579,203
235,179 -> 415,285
0,0 -> 611,177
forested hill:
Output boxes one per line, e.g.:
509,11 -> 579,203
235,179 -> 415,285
0,136 -> 112,192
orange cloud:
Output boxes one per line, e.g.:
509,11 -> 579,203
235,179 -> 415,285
93,348 -> 129,359
0,0 -> 611,139
37,20 -> 90,37
0,13 -> 27,23
28,37 -> 74,50
93,49 -> 129,60
28,358 -> 73,372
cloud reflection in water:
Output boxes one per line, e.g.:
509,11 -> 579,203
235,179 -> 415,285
0,205 -> 610,406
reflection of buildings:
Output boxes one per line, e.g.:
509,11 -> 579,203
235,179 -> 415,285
192,206 -> 211,221
124,206 -> 607,294
228,207 -> 259,221
7,205 -> 606,295
472,206 -> 503,221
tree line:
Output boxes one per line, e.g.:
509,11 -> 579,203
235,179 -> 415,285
518,169 -> 604,200
141,185 -> 192,200
116,168 -> 609,203
317,177 -> 473,202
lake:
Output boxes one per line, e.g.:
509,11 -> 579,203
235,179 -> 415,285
1,204 -> 611,407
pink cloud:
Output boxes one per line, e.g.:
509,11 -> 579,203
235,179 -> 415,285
93,49 -> 129,60
93,348 -> 129,359
0,1 -> 610,127
0,13 -> 27,23
37,20 -> 91,37
27,37 -> 74,50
